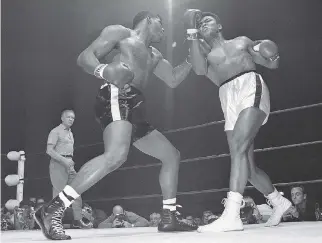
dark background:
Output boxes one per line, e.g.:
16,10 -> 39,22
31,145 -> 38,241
2,0 -> 322,217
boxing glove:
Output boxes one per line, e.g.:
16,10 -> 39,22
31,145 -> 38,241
254,40 -> 279,61
183,9 -> 203,40
94,62 -> 134,88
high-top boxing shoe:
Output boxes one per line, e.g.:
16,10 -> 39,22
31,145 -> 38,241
265,189 -> 292,227
34,196 -> 71,240
198,192 -> 244,233
158,207 -> 198,232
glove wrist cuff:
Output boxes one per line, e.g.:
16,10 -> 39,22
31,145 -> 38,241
187,32 -> 198,40
94,64 -> 108,79
187,29 -> 198,34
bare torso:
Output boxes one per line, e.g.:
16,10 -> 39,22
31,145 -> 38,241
108,29 -> 161,91
206,37 -> 256,86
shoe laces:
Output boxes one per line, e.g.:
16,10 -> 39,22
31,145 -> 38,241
175,205 -> 196,228
51,207 -> 65,235
221,198 -> 227,207
266,199 -> 273,207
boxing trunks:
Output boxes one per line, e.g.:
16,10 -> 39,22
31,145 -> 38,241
219,70 -> 270,131
95,83 -> 154,142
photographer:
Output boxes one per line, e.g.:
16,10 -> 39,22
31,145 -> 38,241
240,196 -> 262,224
98,205 -> 149,228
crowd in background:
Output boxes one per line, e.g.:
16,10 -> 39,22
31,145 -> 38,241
2,184 -> 321,231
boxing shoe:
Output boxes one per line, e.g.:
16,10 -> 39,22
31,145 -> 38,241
158,208 -> 198,232
34,196 -> 71,240
198,192 -> 244,233
265,190 -> 292,227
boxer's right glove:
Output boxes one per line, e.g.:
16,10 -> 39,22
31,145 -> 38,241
94,62 -> 134,88
183,9 -> 203,40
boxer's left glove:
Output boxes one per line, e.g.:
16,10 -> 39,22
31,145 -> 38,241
94,61 -> 134,88
183,9 -> 203,40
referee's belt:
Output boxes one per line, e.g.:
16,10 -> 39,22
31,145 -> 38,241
61,154 -> 73,158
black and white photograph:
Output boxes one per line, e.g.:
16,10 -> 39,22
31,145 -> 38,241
1,0 -> 322,242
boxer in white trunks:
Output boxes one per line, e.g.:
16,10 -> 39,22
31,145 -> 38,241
183,9 -> 292,232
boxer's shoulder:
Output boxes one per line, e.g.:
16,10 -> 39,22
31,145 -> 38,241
101,25 -> 131,40
227,36 -> 253,49
234,36 -> 252,43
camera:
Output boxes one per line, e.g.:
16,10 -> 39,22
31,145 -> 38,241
114,214 -> 126,228
315,203 -> 322,221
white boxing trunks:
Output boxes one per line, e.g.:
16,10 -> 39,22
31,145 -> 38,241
219,70 -> 270,131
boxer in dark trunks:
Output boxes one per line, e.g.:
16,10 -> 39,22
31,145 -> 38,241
34,11 -> 196,240
183,9 -> 292,232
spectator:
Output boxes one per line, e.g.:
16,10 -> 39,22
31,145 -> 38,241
185,216 -> 194,225
98,205 -> 149,228
36,198 -> 45,205
28,197 -> 37,207
193,217 -> 202,226
149,213 -> 161,227
283,185 -> 317,222
1,207 -> 13,231
92,208 -> 108,228
13,204 -> 35,230
202,211 -> 218,225
240,196 -> 262,224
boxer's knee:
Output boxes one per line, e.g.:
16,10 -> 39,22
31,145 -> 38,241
161,148 -> 180,167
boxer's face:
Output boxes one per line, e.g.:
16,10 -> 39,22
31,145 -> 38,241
291,187 -> 306,205
199,16 -> 221,38
148,16 -> 164,42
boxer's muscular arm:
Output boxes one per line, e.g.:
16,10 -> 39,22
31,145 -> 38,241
243,37 -> 280,69
77,25 -> 130,75
189,39 -> 210,75
153,47 -> 192,88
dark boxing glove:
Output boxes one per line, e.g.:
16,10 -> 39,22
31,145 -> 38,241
253,40 -> 279,61
94,62 -> 134,88
183,9 -> 203,40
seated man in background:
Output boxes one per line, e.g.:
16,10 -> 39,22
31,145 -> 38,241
98,205 -> 149,228
240,196 -> 262,224
182,215 -> 194,225
92,207 -> 108,228
149,213 -> 161,227
202,211 -> 219,225
193,217 -> 202,226
283,185 -> 318,222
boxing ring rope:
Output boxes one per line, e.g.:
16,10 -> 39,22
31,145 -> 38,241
117,140 -> 322,171
2,102 -> 322,204
85,179 -> 322,202
2,102 -> 319,158
164,102 -> 322,134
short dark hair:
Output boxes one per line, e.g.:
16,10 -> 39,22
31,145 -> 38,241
61,109 -> 75,117
291,185 -> 306,194
201,12 -> 221,25
132,11 -> 162,29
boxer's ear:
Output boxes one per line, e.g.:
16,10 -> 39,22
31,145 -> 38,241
218,24 -> 222,30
